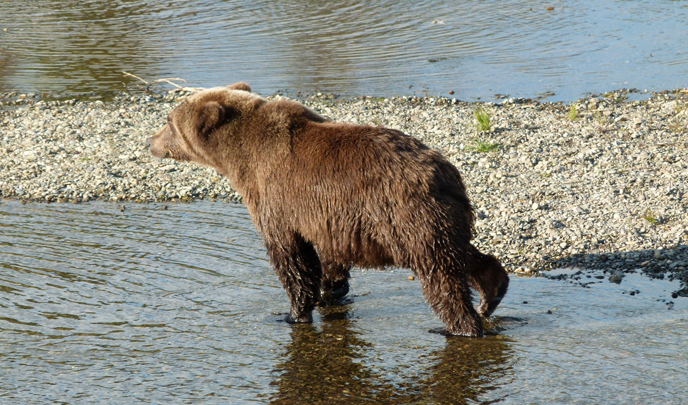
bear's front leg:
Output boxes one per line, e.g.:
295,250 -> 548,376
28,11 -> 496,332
416,260 -> 484,337
265,233 -> 322,323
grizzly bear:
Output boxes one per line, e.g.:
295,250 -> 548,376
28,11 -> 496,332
148,83 -> 509,337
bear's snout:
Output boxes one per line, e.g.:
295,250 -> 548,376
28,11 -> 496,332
147,131 -> 165,159
149,123 -> 179,160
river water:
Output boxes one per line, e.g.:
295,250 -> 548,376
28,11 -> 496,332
1,200 -> 686,404
0,0 -> 687,100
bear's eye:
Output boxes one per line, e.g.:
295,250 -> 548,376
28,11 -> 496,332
166,118 -> 177,135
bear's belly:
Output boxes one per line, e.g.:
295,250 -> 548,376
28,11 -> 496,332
313,228 -> 396,269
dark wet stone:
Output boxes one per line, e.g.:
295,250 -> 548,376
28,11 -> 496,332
609,273 -> 624,284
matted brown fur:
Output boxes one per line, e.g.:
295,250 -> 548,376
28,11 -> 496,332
149,83 -> 509,336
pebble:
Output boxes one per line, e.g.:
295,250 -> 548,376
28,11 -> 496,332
1,88 -> 687,286
608,272 -> 624,284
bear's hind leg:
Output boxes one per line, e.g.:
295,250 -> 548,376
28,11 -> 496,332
319,261 -> 351,305
415,259 -> 483,337
265,233 -> 322,323
465,246 -> 509,318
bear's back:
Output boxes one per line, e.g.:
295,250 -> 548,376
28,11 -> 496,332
255,115 -> 475,267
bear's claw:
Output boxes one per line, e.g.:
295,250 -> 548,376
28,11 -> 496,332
320,279 -> 350,305
429,327 -> 484,338
284,313 -> 313,324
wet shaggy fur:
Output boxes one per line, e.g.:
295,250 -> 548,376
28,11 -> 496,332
148,83 -> 509,336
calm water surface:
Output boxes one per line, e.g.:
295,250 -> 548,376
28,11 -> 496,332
0,0 -> 687,100
1,201 -> 686,404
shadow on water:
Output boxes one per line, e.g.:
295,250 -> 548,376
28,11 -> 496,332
270,304 -> 514,405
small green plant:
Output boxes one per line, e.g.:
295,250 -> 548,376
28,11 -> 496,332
473,107 -> 491,132
539,172 -> 551,178
643,209 -> 658,226
568,104 -> 579,121
468,138 -> 500,152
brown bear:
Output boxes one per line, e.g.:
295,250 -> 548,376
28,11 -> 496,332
148,83 -> 508,337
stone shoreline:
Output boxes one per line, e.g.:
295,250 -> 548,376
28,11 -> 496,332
1,89 -> 687,293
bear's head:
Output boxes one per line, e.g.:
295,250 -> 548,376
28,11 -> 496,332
148,82 -> 264,171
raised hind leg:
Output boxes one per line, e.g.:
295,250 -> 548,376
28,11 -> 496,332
465,245 -> 509,317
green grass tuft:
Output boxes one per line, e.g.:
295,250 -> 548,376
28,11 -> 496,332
568,104 -> 579,121
643,209 -> 659,226
468,138 -> 500,153
473,107 -> 491,132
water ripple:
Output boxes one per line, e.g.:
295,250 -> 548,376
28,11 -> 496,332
1,201 -> 687,403
0,0 -> 686,100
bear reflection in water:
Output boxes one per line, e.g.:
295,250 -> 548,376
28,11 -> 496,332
148,82 -> 509,336
269,305 -> 514,404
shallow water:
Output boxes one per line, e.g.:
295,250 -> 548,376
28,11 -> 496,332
1,201 -> 687,404
0,0 -> 687,101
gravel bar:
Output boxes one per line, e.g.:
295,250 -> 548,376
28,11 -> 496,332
1,89 -> 687,293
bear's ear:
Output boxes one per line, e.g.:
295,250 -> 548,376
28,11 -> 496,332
194,101 -> 229,138
227,82 -> 251,92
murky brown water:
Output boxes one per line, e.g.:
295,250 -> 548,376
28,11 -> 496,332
0,0 -> 687,100
1,200 -> 687,404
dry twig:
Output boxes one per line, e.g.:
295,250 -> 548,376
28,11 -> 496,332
122,71 -> 205,93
